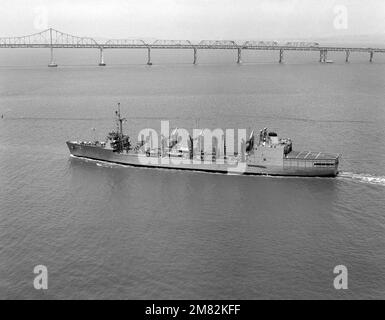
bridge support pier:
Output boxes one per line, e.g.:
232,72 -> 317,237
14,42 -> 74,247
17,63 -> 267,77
345,50 -> 350,63
48,47 -> 58,67
319,50 -> 327,63
193,47 -> 197,65
279,49 -> 284,63
369,51 -> 374,63
98,48 -> 106,66
48,28 -> 58,67
237,48 -> 242,64
147,47 -> 152,65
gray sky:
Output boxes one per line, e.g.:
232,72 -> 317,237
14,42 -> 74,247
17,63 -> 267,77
0,0 -> 384,40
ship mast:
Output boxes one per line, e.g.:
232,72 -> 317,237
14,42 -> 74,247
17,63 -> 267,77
115,102 -> 126,137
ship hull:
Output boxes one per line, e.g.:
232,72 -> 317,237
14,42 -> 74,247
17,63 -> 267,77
66,141 -> 338,177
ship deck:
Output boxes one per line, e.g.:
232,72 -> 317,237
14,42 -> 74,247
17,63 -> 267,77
285,150 -> 339,160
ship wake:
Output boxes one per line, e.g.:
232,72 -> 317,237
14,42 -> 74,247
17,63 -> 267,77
338,172 -> 385,186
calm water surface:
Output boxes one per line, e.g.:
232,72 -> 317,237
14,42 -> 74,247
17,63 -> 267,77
0,50 -> 385,299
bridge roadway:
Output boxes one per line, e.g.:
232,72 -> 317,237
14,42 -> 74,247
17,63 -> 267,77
1,28 -> 384,66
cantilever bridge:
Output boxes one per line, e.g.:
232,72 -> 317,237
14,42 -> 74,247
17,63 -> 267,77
1,28 -> 384,66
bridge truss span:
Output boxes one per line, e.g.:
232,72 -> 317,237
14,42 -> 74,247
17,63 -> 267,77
151,39 -> 193,48
0,28 -> 100,48
50,29 -> 99,48
103,39 -> 148,48
198,40 -> 239,49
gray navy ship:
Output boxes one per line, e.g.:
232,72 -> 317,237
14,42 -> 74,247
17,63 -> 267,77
67,104 -> 340,177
